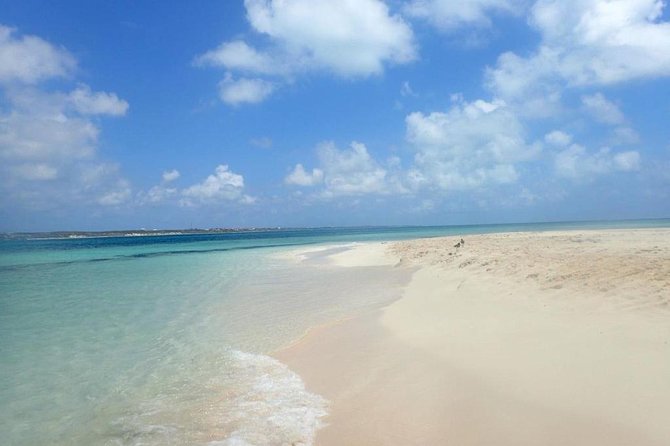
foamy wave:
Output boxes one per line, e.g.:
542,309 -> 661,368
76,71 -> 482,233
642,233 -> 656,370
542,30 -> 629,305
211,350 -> 328,446
109,350 -> 327,446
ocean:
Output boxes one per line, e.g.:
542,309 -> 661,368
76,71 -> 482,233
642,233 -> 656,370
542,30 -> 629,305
1,220 -> 668,445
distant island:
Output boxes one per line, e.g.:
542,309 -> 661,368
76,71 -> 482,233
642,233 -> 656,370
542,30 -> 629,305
1,227 -> 285,240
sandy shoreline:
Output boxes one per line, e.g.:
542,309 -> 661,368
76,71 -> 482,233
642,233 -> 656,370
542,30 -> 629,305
275,229 -> 670,445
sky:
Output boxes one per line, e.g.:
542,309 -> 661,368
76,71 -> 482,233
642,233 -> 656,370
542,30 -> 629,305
1,0 -> 669,231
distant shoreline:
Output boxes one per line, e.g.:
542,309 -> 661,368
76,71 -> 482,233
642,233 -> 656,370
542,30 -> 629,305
3,217 -> 670,241
0,227 -> 286,240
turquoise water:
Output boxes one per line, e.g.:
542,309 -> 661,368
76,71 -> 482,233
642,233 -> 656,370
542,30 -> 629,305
1,220 -> 668,445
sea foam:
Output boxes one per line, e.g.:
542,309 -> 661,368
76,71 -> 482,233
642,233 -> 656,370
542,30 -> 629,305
110,350 -> 328,446
212,350 -> 328,446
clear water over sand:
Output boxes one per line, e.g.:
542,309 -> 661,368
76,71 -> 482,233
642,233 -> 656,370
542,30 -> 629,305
1,229 -> 415,444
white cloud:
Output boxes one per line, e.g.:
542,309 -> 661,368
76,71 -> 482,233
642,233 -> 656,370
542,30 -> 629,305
181,164 -> 246,205
484,47 -> 563,116
0,89 -> 98,161
77,163 -> 133,207
13,163 -> 58,181
0,24 -> 76,84
98,179 -> 132,206
285,163 -> 324,186
140,167 -> 254,207
0,87 -> 128,173
487,0 -> 670,108
0,27 -> 131,211
239,194 -> 257,205
554,143 -> 640,179
581,92 -> 625,125
162,169 -> 180,183
4,161 -> 132,211
544,130 -> 573,147
243,0 -> 415,76
531,0 -> 670,85
612,126 -> 640,145
196,0 -> 416,104
546,129 -> 641,179
69,84 -> 129,116
613,150 -> 641,171
317,141 -> 403,197
404,0 -> 527,31
140,185 -> 178,204
194,40 -> 282,75
405,99 -> 539,191
287,141 -> 406,198
218,74 -> 275,105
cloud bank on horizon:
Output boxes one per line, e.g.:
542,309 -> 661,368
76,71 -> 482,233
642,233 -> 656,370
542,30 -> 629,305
1,0 -> 669,230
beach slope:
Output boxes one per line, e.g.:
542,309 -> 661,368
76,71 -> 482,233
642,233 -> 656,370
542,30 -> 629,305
277,229 -> 670,445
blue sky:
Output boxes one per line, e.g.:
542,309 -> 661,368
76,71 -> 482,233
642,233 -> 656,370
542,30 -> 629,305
1,0 -> 669,231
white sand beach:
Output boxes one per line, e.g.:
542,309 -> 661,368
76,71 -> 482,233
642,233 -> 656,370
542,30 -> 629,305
276,229 -> 670,445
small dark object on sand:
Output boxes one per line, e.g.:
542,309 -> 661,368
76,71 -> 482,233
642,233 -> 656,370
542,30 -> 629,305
460,238 -> 465,246
453,241 -> 461,248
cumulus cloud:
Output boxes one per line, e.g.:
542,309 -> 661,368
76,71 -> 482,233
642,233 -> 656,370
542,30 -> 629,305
581,92 -> 625,125
317,141 -> 405,197
0,88 -> 128,190
196,0 -> 416,103
555,145 -> 641,179
181,164 -> 248,205
0,88 -> 98,161
286,141 -> 406,198
405,99 -> 539,191
136,170 -> 179,205
548,130 -> 641,179
244,0 -> 415,76
613,151 -> 642,171
141,185 -> 178,204
139,166 -> 255,207
285,164 -> 324,186
0,24 -> 76,84
485,47 -> 563,116
531,0 -> 670,84
98,179 -> 132,206
404,0 -> 527,31
285,100 -> 550,201
487,0 -> 670,110
544,130 -> 573,147
195,40 -> 283,75
68,84 -> 129,116
218,74 -> 275,105
0,26 -> 131,211
162,169 -> 180,183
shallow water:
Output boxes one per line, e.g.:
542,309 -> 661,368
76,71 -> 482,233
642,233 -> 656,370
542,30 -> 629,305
0,230 -> 413,445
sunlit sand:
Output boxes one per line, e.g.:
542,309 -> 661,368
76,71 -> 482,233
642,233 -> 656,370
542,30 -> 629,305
278,229 -> 670,445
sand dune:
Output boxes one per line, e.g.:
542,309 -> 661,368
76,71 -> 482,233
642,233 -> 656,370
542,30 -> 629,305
277,229 -> 670,445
